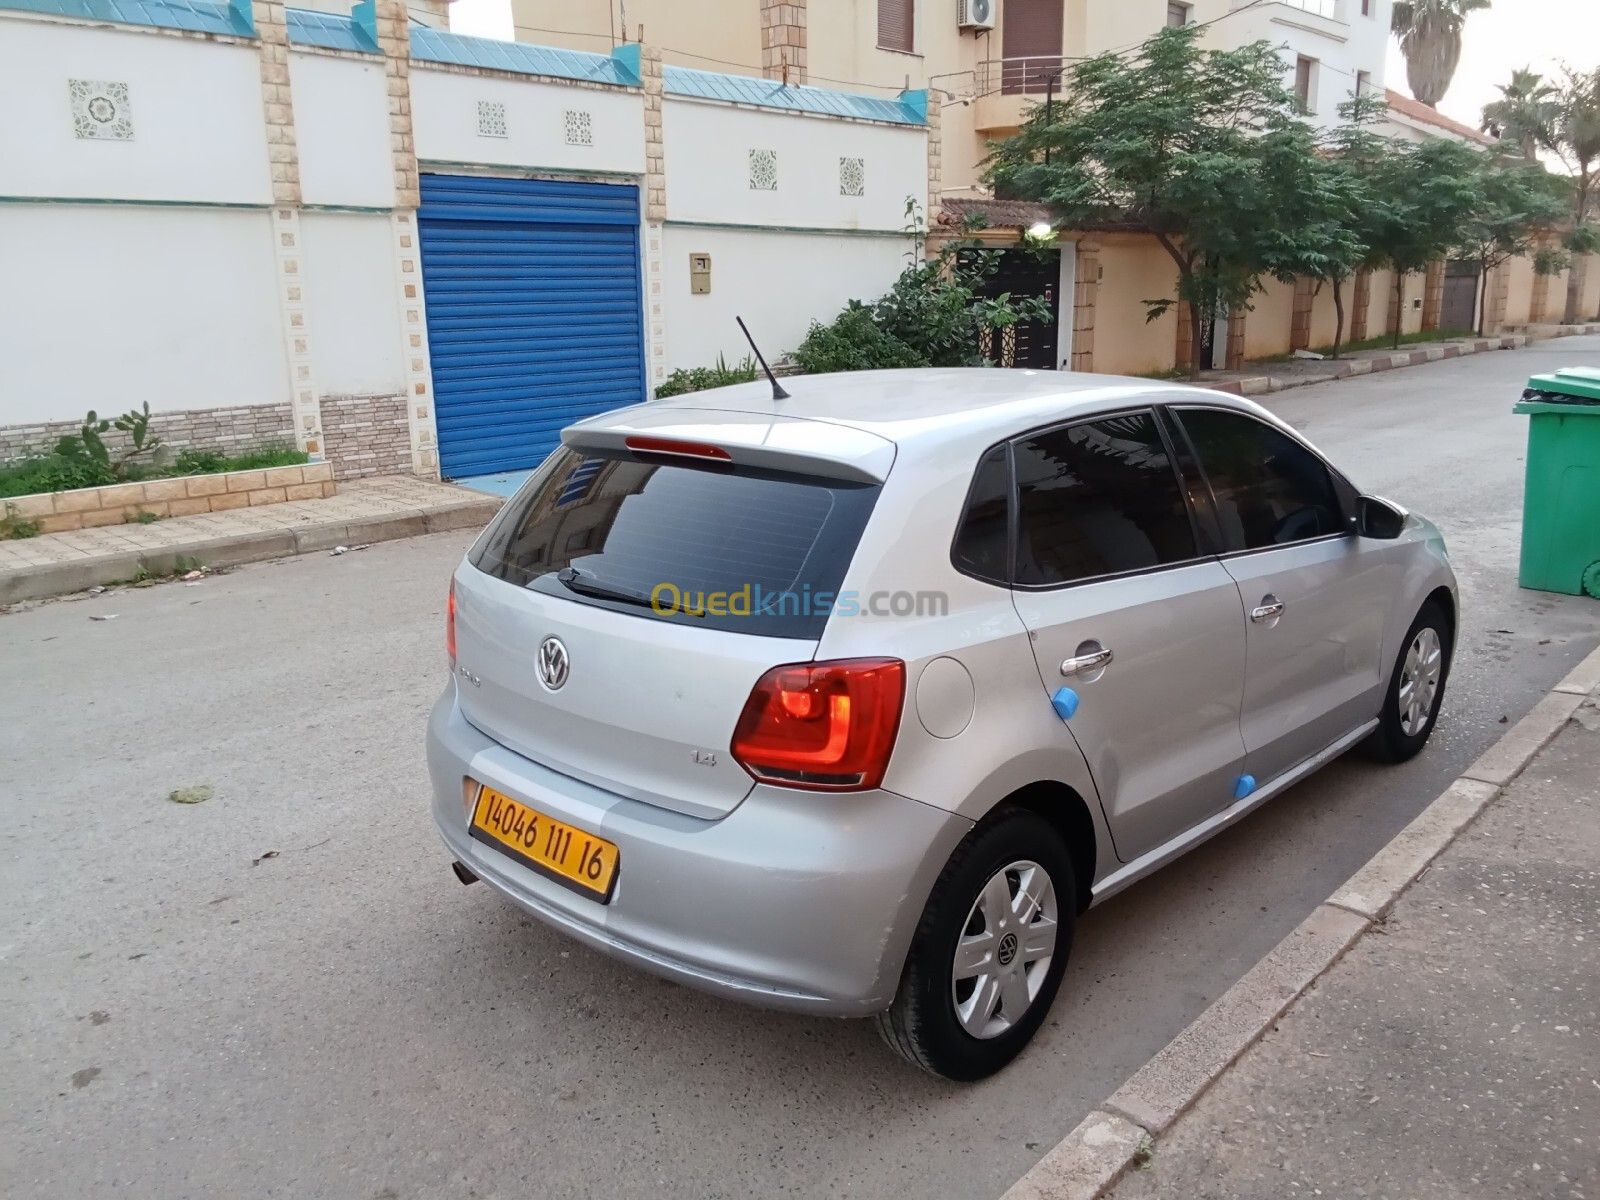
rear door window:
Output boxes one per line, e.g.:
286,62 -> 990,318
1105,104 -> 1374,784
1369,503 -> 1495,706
470,448 -> 880,637
1012,410 -> 1199,586
951,444 -> 1012,584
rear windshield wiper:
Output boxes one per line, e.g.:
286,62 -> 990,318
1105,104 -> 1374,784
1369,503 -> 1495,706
552,567 -> 700,615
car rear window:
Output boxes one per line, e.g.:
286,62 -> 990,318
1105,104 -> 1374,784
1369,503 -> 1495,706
469,447 -> 881,638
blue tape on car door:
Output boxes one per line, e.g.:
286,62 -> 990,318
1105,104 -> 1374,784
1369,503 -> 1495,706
1051,687 -> 1079,721
1234,774 -> 1257,800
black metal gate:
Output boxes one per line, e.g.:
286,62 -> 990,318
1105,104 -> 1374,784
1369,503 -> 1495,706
976,248 -> 1061,369
1442,260 -> 1478,332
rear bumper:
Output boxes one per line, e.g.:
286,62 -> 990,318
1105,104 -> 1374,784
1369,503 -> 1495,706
426,684 -> 971,1016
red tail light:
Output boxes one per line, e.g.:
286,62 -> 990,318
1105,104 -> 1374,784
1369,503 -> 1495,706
625,436 -> 732,461
730,658 -> 905,791
446,579 -> 457,667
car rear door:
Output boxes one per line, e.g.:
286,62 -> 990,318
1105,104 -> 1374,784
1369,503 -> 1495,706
1169,405 -> 1389,788
1008,408 -> 1248,863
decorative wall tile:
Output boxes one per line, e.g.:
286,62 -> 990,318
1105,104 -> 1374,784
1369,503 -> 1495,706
564,110 -> 593,146
749,149 -> 778,191
839,156 -> 865,197
70,80 -> 133,141
477,100 -> 507,138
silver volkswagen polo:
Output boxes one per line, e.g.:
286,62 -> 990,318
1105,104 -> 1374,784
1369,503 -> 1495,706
427,369 -> 1455,1080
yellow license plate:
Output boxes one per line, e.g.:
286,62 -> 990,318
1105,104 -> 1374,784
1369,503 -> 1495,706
468,783 -> 620,902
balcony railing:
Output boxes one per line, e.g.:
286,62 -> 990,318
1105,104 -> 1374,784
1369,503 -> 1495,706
976,56 -> 1066,98
1235,0 -> 1343,17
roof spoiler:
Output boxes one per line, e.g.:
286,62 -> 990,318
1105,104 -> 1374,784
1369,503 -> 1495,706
561,409 -> 895,484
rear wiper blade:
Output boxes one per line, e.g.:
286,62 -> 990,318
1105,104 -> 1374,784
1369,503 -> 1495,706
553,567 -> 700,615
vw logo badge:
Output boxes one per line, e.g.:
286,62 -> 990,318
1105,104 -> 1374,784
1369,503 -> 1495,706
537,636 -> 570,691
997,932 -> 1019,968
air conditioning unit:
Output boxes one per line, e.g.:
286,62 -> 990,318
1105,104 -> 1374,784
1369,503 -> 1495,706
958,0 -> 996,31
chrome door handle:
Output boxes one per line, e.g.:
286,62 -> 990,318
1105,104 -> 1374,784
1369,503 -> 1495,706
1060,648 -> 1113,676
1251,601 -> 1285,623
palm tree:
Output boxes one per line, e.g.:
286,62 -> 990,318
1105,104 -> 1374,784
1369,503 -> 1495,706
1391,0 -> 1492,108
1481,68 -> 1557,162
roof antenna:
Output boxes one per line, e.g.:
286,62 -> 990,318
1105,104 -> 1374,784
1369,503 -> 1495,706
736,316 -> 790,400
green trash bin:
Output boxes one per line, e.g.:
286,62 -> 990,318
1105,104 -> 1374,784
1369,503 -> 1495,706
1513,366 -> 1600,598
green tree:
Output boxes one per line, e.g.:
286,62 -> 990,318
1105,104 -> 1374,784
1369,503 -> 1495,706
985,25 -> 1320,380
1452,162 -> 1568,336
1480,67 -> 1558,162
1358,137 -> 1483,346
1550,66 -> 1600,321
1391,0 -> 1492,108
1261,94 -> 1394,360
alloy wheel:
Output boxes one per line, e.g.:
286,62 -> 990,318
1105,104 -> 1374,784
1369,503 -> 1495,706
950,860 -> 1058,1039
1398,627 -> 1444,737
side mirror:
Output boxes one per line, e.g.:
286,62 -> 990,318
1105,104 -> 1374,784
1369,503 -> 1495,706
1358,495 -> 1408,540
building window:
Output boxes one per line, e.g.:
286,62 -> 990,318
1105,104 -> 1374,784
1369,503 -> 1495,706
749,149 -> 778,191
1000,0 -> 1064,94
1167,2 -> 1191,26
1294,56 -> 1316,110
877,0 -> 913,53
1355,69 -> 1371,97
1362,0 -> 1372,14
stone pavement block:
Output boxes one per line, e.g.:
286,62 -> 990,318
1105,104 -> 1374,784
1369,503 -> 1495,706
6,493 -> 55,519
1326,778 -> 1500,920
185,474 -> 227,498
1461,689 -> 1584,786
1103,904 -> 1368,1135
0,475 -> 495,602
1555,643 -> 1600,696
425,502 -> 501,534
1000,1111 -> 1147,1200
189,532 -> 301,568
52,489 -> 103,514
1,551 -> 143,602
293,524 -> 351,553
1105,721 -> 1600,1200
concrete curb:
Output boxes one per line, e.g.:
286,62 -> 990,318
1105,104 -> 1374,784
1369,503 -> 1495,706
1195,328 -> 1586,398
0,497 -> 503,604
998,639 -> 1600,1200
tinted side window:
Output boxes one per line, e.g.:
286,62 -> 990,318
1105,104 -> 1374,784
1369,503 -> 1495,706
1013,410 -> 1198,586
1176,409 -> 1344,551
952,444 -> 1011,583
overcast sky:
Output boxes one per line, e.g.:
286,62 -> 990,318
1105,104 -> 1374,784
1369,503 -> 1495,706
450,0 -> 1598,136
1395,0 -> 1600,133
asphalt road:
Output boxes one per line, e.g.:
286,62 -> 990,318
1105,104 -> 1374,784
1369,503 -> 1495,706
3,337 -> 1597,1200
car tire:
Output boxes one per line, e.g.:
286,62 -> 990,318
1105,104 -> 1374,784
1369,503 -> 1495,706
1364,599 -> 1453,764
875,808 -> 1075,1081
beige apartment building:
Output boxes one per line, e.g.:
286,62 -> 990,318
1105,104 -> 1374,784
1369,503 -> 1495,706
506,0 -> 1595,375
512,0 -> 1394,195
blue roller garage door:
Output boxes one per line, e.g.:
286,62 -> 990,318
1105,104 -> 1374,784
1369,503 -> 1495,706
419,174 -> 646,477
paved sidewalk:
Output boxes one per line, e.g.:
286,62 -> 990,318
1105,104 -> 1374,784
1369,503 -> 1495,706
0,475 -> 501,603
1201,323 -> 1600,397
1104,699 -> 1600,1200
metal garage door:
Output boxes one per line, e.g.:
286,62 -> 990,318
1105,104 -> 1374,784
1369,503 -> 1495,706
418,174 -> 646,478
